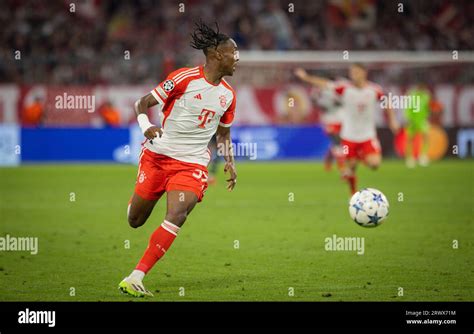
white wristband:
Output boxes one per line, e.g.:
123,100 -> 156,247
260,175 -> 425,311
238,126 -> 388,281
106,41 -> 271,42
137,113 -> 155,134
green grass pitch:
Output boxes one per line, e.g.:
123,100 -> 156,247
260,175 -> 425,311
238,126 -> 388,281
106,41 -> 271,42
0,160 -> 473,301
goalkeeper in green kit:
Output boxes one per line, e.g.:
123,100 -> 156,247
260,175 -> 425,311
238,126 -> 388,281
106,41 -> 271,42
405,85 -> 431,168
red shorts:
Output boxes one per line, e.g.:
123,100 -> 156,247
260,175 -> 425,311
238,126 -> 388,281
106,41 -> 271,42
341,138 -> 381,160
134,148 -> 208,202
325,123 -> 342,136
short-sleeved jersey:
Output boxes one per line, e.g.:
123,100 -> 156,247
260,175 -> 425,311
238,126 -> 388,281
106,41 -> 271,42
335,82 -> 384,142
146,66 -> 236,167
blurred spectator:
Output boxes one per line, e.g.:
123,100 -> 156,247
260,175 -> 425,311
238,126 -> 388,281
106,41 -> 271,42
429,99 -> 444,126
257,1 -> 294,50
22,96 -> 44,127
98,101 -> 121,127
327,0 -> 376,31
0,0 -> 472,85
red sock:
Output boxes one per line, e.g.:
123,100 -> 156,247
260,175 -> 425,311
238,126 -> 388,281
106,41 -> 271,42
135,220 -> 180,274
346,175 -> 357,194
335,154 -> 345,171
324,150 -> 333,171
331,145 -> 346,171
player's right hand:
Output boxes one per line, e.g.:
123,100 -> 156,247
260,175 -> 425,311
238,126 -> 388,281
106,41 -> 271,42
294,68 -> 307,80
144,126 -> 163,140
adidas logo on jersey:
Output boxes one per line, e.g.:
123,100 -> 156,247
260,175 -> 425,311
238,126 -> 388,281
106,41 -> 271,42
194,94 -> 202,100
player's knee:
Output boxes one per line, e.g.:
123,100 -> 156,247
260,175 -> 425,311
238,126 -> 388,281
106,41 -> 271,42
166,210 -> 188,227
128,214 -> 145,229
367,161 -> 380,170
342,168 -> 353,177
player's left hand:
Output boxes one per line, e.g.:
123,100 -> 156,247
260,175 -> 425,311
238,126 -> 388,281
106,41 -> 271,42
224,161 -> 237,191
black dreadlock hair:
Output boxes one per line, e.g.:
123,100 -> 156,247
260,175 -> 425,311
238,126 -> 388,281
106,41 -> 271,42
190,20 -> 230,55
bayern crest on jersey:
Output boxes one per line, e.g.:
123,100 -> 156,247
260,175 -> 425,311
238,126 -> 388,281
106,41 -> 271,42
219,95 -> 227,108
163,79 -> 175,92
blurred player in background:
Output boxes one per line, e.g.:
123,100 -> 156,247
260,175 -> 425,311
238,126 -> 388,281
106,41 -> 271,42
295,64 -> 399,194
119,22 -> 239,297
310,78 -> 347,171
98,100 -> 121,127
404,84 -> 431,168
22,96 -> 44,127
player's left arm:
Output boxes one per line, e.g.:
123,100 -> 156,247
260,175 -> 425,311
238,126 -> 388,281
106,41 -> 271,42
216,91 -> 237,191
216,125 -> 237,191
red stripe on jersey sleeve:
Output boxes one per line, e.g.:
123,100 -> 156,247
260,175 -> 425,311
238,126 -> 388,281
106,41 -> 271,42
171,67 -> 199,81
371,83 -> 385,100
219,100 -> 235,126
220,80 -> 236,126
153,88 -> 165,103
376,90 -> 384,100
151,67 -> 197,103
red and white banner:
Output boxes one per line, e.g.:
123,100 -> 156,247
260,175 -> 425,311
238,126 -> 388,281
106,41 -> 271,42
0,84 -> 473,127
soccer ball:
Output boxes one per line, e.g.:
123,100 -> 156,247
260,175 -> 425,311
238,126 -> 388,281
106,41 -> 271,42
349,188 -> 389,227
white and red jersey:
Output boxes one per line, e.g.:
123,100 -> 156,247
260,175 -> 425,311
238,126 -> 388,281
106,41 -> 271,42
146,65 -> 236,167
334,81 -> 384,142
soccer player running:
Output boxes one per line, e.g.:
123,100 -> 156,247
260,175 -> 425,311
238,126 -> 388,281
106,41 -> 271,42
404,84 -> 431,168
295,64 -> 399,194
119,22 -> 239,297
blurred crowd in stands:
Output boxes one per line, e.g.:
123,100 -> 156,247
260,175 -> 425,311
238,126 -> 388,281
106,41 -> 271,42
1,0 -> 473,85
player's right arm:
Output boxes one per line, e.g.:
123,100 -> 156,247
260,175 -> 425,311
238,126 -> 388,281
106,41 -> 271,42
134,93 -> 163,140
294,68 -> 331,89
137,67 -> 195,140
